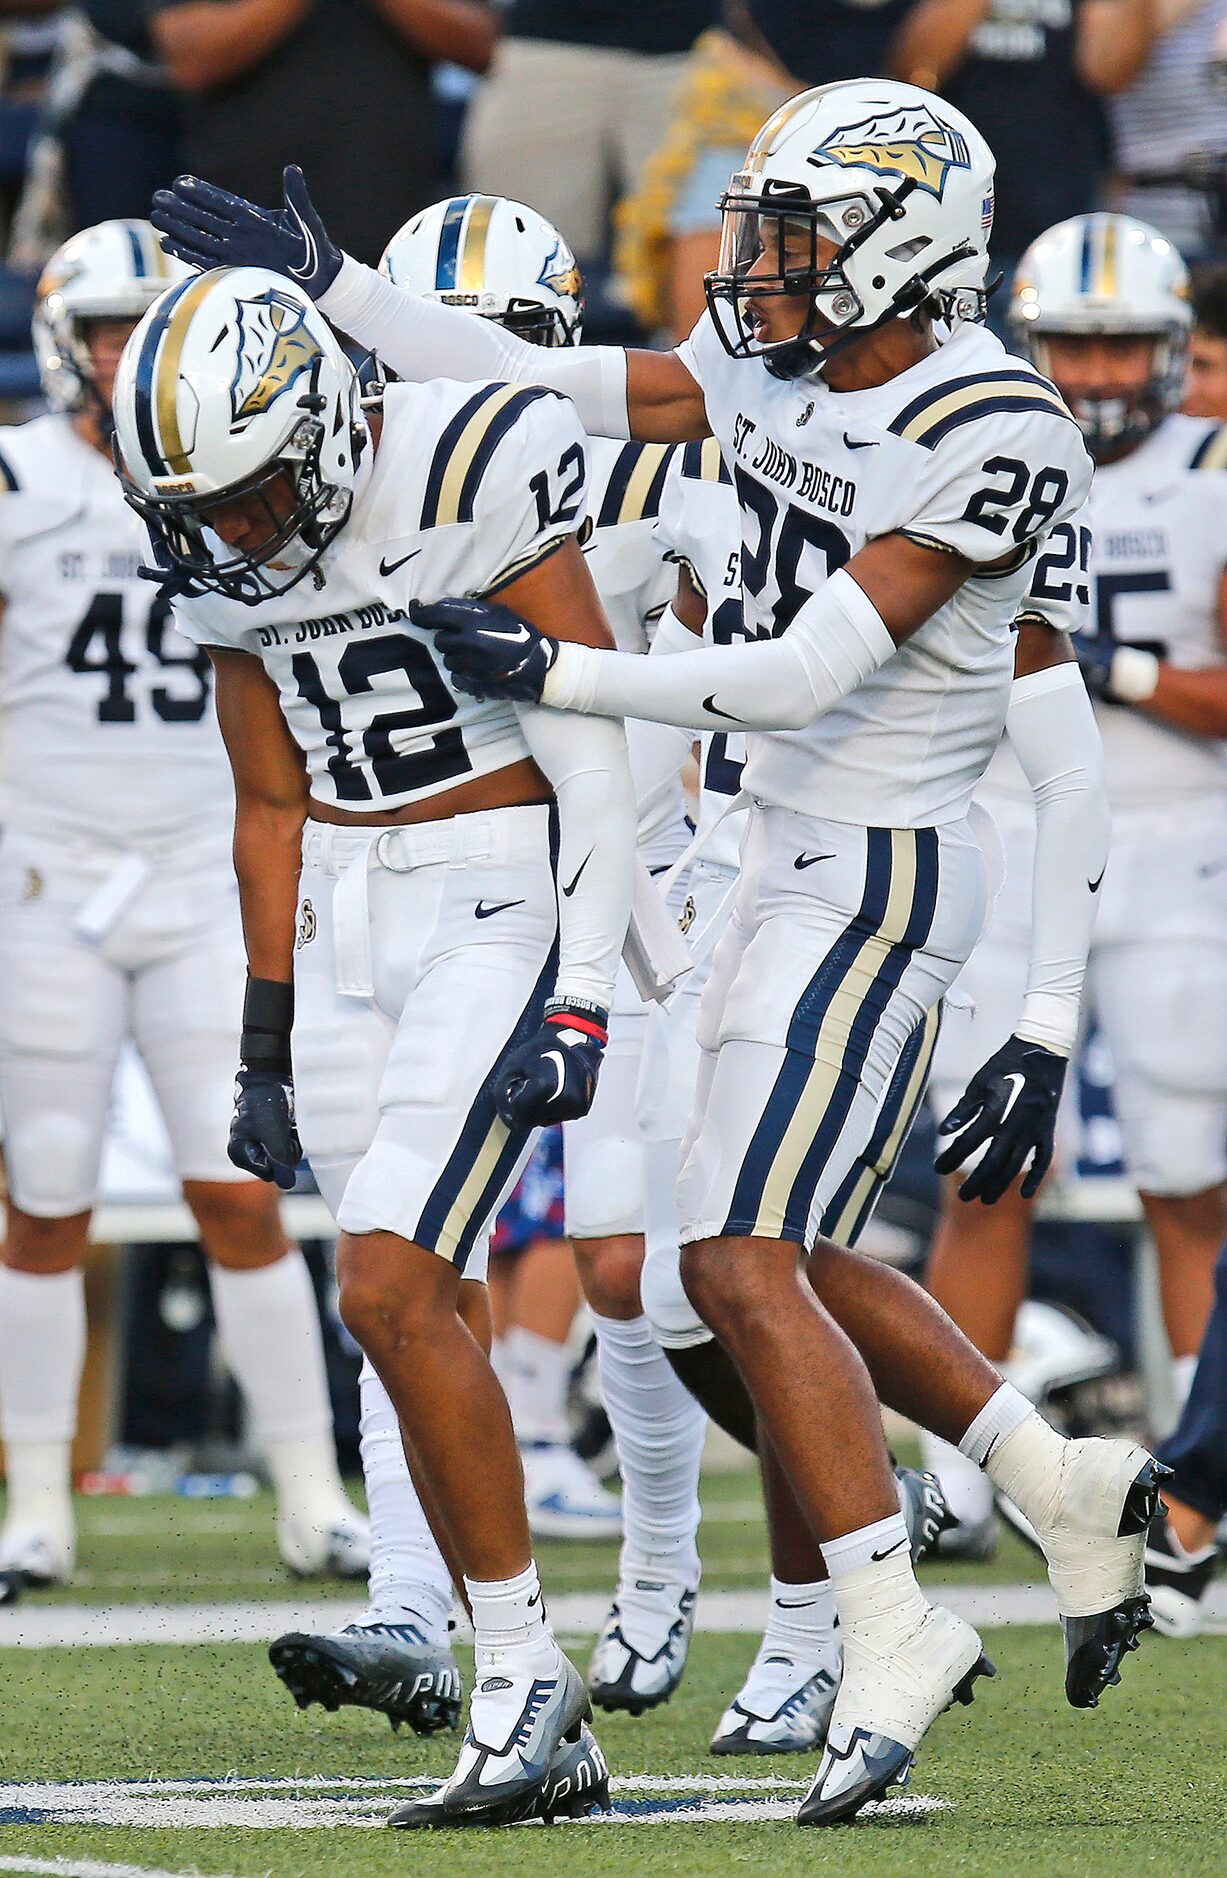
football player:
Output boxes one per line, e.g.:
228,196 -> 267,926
112,263 -> 631,1828
923,214 -> 1227,1557
153,84 -> 1164,1825
0,221 -> 365,1593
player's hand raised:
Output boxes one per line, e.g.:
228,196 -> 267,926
495,1001 -> 608,1127
412,596 -> 558,702
151,165 -> 342,298
229,1068 -> 302,1191
934,1034 -> 1067,1204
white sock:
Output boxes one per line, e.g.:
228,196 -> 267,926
957,1381 -> 1034,1468
822,1513 -> 929,1633
358,1360 -> 453,1643
919,1430 -> 995,1528
0,1267 -> 83,1536
594,1312 -> 704,1587
759,1575 -> 838,1666
208,1252 -> 345,1522
465,1561 -> 558,1676
980,1406 -> 1069,1526
502,1326 -> 571,1446
1172,1353 -> 1198,1414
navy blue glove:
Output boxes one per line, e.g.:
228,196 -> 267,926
934,1035 -> 1067,1204
151,165 -> 342,298
229,1068 -> 302,1191
496,1001 -> 608,1128
411,596 -> 558,702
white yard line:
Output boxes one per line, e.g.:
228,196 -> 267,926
2,1582 -> 1225,1647
0,1860 -> 240,1878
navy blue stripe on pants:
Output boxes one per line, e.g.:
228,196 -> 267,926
1158,1240 -> 1227,1521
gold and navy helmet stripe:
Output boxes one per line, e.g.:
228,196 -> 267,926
130,270 -> 215,476
122,220 -> 172,281
1190,424 -> 1227,471
681,437 -> 732,484
819,1000 -> 941,1249
888,369 -> 1075,450
0,446 -> 20,492
433,194 -> 498,293
719,826 -> 940,1244
1079,214 -> 1119,298
420,382 -> 560,529
595,441 -> 674,527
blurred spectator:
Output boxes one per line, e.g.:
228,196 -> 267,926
462,0 -> 716,267
0,4 -> 63,241
890,0 -> 1156,323
1184,262 -> 1227,417
617,0 -> 926,341
1109,0 -> 1227,261
147,0 -> 497,265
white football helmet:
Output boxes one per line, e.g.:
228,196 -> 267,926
33,219 -> 189,412
380,194 -> 583,347
706,77 -> 996,378
1009,212 -> 1192,458
113,265 -> 366,603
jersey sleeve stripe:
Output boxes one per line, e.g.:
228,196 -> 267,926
681,437 -> 732,483
1190,425 -> 1227,471
595,442 -> 643,526
434,194 -> 474,290
420,383 -> 555,528
0,446 -> 20,492
888,369 -> 1072,446
484,529 -> 572,595
597,442 -> 674,526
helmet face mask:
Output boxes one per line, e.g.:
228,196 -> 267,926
1010,214 -> 1192,462
113,268 -> 366,605
702,81 -> 996,379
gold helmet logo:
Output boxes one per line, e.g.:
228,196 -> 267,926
536,238 -> 582,303
229,289 -> 323,428
810,106 -> 972,201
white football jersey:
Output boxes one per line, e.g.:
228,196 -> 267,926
0,412 -> 230,847
178,380 -> 589,814
676,314 -> 1094,827
654,438 -> 748,873
983,412 -> 1227,810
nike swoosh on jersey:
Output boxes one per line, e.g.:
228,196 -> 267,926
702,694 -> 745,723
562,850 -> 593,897
794,852 -> 835,870
379,549 -> 422,577
1088,867 -> 1106,893
842,434 -> 879,450
475,899 -> 526,920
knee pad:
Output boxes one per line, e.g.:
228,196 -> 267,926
640,1235 -> 712,1352
4,1109 -> 102,1216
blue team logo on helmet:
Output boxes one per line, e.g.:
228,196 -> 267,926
809,105 -> 972,201
229,288 -> 323,428
536,237 -> 582,304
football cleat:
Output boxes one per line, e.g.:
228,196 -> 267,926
0,1525 -> 73,1593
269,1618 -> 462,1734
588,1580 -> 697,1715
1003,1440 -> 1168,1708
798,1603 -> 992,1825
710,1653 -> 839,1756
536,1722 -> 612,1823
277,1505 -> 370,1579
895,1463 -> 958,1562
387,1651 -> 592,1829
1144,1513 -> 1219,1641
522,1443 -> 622,1542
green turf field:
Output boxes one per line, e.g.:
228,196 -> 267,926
1,1473 -> 1223,1878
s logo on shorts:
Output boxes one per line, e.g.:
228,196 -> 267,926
296,899 -> 317,949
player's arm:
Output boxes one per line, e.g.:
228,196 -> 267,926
1079,563 -> 1227,735
211,645 -> 309,1188
150,167 -> 709,443
624,565 -> 707,836
419,531 -> 971,730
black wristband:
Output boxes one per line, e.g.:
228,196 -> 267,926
240,975 -> 294,1075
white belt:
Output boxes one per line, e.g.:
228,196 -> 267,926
73,853 -> 153,944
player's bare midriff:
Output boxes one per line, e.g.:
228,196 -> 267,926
307,755 -> 551,827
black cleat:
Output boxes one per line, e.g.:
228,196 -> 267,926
895,1464 -> 958,1563
588,1583 -> 697,1716
1064,1598 -> 1154,1709
269,1621 -> 462,1734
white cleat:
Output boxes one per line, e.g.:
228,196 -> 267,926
521,1443 -> 622,1541
1012,1439 -> 1168,1708
388,1650 -> 593,1829
0,1523 -> 74,1598
277,1503 -> 370,1580
710,1648 -> 840,1756
588,1577 -> 697,1715
798,1602 -> 992,1826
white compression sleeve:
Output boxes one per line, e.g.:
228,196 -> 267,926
544,568 -> 897,731
515,703 -> 637,1009
320,256 -> 633,438
1005,661 -> 1110,1055
625,606 -> 697,850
